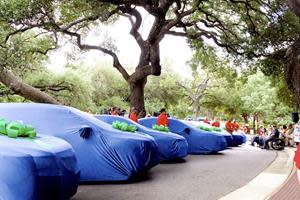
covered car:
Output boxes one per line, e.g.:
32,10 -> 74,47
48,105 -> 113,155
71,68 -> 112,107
0,134 -> 79,200
0,103 -> 159,181
220,123 -> 245,146
186,120 -> 234,147
139,118 -> 227,154
95,115 -> 188,161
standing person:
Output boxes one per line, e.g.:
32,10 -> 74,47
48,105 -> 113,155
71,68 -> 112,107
212,118 -> 220,127
157,108 -> 169,127
129,107 -> 138,123
225,118 -> 234,134
111,107 -> 118,115
204,117 -> 210,125
233,119 -> 239,131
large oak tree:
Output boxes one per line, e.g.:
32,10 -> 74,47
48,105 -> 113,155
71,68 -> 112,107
1,0 -> 296,115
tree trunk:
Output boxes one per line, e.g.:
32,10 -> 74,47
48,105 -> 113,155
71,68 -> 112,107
192,100 -> 200,120
285,37 -> 300,106
129,77 -> 147,117
253,114 -> 256,134
241,113 -> 249,124
286,2 -> 300,105
0,68 -> 60,104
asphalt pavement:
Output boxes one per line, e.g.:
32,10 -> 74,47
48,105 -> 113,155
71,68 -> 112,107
72,145 -> 276,200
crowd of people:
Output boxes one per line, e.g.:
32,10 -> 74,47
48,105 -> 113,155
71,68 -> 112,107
87,106 -> 298,149
98,106 -> 170,127
103,107 -> 127,116
250,124 -> 296,149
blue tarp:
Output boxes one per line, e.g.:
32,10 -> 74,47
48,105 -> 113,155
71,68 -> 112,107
232,131 -> 247,145
185,121 -> 234,147
139,118 -> 227,154
0,134 -> 79,200
0,103 -> 159,181
95,115 -> 188,161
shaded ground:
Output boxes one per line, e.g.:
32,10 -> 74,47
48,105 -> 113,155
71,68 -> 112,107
72,145 -> 276,200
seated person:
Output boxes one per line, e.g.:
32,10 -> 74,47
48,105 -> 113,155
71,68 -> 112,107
157,108 -> 169,127
251,126 -> 265,147
262,125 -> 280,149
285,124 -> 295,147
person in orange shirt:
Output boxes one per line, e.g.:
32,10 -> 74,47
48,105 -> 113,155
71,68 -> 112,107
129,107 -> 138,123
225,118 -> 234,134
233,119 -> 239,131
157,108 -> 169,127
212,118 -> 220,127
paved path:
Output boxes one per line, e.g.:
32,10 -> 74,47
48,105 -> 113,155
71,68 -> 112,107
72,145 -> 276,200
269,170 -> 300,200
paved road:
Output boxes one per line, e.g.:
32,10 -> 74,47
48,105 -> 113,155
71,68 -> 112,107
72,145 -> 276,200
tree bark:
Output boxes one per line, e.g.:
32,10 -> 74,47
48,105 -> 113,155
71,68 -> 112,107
192,100 -> 200,120
285,1 -> 300,105
285,37 -> 300,106
241,113 -> 249,124
0,67 -> 60,104
252,114 -> 256,134
129,77 -> 147,117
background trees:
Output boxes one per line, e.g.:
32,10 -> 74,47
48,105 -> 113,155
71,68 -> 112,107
2,0 -> 296,116
0,0 -> 299,125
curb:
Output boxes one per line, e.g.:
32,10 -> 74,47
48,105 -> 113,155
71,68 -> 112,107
219,147 -> 295,200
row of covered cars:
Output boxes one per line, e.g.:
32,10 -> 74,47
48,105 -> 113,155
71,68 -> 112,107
0,103 -> 246,200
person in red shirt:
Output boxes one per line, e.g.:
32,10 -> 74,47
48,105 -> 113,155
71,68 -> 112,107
233,119 -> 239,131
129,107 -> 138,123
111,107 -> 118,115
294,144 -> 300,178
225,118 -> 234,134
204,117 -> 211,125
157,108 -> 169,127
212,118 -> 220,127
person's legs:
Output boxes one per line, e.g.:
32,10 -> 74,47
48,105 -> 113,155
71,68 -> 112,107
263,136 -> 273,149
287,134 -> 294,146
251,136 -> 259,146
259,137 -> 264,147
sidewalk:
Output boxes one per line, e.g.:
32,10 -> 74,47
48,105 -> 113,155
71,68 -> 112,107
219,147 -> 295,200
268,169 -> 300,200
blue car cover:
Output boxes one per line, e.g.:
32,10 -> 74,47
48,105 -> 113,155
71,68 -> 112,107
139,118 -> 227,154
0,103 -> 159,181
0,134 -> 79,200
213,130 -> 234,147
95,115 -> 188,161
185,121 -> 234,148
232,131 -> 247,145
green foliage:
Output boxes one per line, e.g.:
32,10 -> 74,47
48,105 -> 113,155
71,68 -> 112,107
112,121 -> 137,132
90,64 -> 129,111
197,125 -> 221,132
152,125 -> 169,132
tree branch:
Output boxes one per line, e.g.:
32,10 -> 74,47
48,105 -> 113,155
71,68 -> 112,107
119,6 -> 144,48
